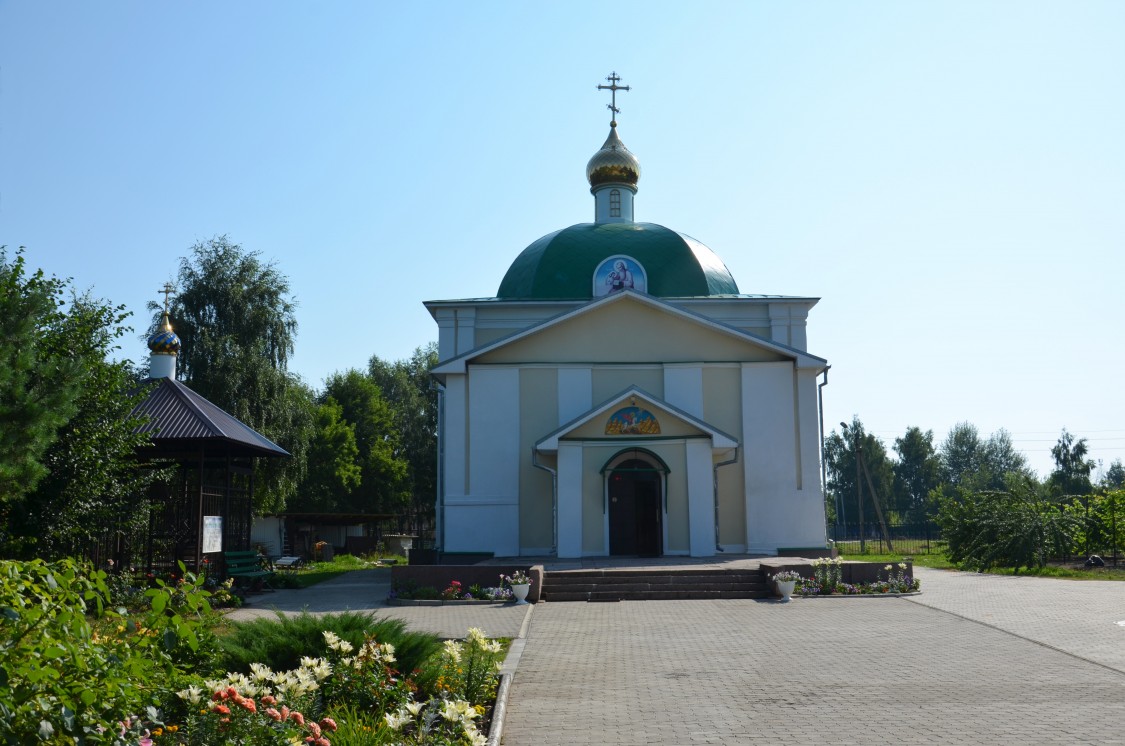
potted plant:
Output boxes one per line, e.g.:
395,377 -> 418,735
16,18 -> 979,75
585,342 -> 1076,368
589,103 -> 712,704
771,570 -> 802,602
502,570 -> 533,604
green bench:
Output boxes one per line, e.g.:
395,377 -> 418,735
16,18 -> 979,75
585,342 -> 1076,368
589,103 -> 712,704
224,550 -> 274,590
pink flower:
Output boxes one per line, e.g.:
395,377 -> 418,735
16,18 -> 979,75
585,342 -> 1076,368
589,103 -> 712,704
261,695 -> 277,706
307,722 -> 322,737
266,707 -> 282,722
319,717 -> 338,732
212,704 -> 230,715
290,711 -> 305,726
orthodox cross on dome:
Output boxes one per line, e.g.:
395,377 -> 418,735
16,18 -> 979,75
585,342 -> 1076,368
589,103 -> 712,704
597,71 -> 630,126
158,282 -> 176,312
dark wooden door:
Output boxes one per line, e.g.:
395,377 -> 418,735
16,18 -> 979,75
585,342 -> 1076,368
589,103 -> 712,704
608,460 -> 662,556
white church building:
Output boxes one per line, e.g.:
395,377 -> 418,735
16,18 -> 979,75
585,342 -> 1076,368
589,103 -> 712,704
426,77 -> 830,559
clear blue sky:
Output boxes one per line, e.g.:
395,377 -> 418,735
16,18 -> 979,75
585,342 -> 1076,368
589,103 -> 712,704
2,2 -> 1123,479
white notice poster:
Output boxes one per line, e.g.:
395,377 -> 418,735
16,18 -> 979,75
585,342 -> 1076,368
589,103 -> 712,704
202,516 -> 223,554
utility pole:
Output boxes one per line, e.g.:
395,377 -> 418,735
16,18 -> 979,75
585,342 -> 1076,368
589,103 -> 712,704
842,422 -> 865,553
843,421 -> 894,554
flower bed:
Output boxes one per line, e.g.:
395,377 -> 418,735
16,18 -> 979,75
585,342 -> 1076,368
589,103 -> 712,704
797,558 -> 920,596
0,558 -> 506,745
389,568 -> 538,604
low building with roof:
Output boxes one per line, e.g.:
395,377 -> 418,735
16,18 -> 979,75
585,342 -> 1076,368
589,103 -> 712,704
426,75 -> 830,559
131,296 -> 289,572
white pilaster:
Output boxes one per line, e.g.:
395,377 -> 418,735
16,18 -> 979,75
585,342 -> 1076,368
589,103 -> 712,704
557,367 -> 593,425
685,439 -> 716,557
741,362 -> 798,554
663,365 -> 703,418
435,309 -> 457,361
557,443 -> 583,558
455,308 -> 477,356
443,375 -> 467,498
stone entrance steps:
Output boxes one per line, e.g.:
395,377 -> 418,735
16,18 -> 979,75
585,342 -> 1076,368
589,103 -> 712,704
541,568 -> 772,602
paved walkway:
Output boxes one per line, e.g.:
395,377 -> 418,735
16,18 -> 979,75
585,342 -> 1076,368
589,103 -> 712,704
502,568 -> 1125,745
223,565 -> 1125,744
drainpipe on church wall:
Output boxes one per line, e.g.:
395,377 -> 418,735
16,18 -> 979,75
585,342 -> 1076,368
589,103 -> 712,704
817,367 -> 832,538
435,383 -> 445,553
713,448 -> 739,552
531,448 -> 558,555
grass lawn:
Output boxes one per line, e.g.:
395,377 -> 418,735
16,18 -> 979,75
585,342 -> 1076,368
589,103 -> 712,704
838,552 -> 956,570
273,552 -> 403,589
839,551 -> 1125,580
981,563 -> 1125,580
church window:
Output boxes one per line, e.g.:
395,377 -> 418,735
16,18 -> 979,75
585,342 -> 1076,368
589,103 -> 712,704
610,189 -> 621,217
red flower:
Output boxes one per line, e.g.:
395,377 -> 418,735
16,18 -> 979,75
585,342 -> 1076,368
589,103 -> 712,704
212,704 -> 230,715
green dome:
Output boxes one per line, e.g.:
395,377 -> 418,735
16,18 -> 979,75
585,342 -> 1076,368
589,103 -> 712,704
496,222 -> 740,300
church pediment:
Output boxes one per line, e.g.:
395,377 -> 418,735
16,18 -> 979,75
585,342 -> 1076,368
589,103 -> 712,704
535,386 -> 738,453
431,291 -> 824,377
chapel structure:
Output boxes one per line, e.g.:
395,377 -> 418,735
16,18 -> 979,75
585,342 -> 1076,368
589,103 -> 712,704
426,75 -> 829,558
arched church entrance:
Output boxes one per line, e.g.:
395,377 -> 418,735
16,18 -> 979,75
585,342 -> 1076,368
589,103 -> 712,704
606,453 -> 665,557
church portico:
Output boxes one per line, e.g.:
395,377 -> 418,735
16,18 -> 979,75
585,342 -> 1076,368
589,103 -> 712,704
428,74 -> 829,561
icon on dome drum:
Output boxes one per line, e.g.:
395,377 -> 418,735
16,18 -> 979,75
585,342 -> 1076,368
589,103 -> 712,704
593,255 -> 646,297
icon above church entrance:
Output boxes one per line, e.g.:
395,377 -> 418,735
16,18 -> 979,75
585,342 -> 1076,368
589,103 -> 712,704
606,405 -> 660,435
593,255 -> 646,296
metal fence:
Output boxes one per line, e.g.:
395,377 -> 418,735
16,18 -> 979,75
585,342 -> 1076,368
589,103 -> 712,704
828,520 -> 943,556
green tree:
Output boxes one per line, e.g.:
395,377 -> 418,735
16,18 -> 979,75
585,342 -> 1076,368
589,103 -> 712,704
0,250 -> 158,558
0,249 -> 83,503
824,417 -> 894,527
939,422 -> 985,489
939,423 -> 1031,491
892,426 -> 941,517
323,370 -> 409,514
1047,428 -> 1095,497
1103,459 -> 1125,490
151,236 -> 313,512
293,398 -> 362,512
368,344 -> 438,524
981,429 -> 1032,484
9,297 -> 159,559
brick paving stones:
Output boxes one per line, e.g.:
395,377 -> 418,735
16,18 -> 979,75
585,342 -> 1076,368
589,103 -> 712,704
502,594 -> 1125,745
908,567 -> 1125,673
223,563 -> 1125,744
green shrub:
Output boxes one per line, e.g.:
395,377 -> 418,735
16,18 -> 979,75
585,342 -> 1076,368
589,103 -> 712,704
217,612 -> 442,679
390,577 -> 441,600
939,479 -> 1080,572
0,558 -> 214,743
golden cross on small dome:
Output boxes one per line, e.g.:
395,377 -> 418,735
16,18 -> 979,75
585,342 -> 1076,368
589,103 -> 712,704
158,282 -> 176,313
597,71 -> 631,126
